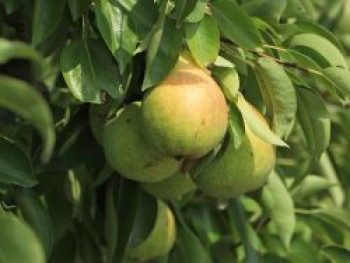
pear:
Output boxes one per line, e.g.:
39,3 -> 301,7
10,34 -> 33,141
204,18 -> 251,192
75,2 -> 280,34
141,170 -> 196,200
128,200 -> 176,260
103,102 -> 181,183
142,54 -> 228,158
194,100 -> 275,199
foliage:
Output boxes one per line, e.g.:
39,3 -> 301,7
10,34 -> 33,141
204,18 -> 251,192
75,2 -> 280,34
0,0 -> 350,262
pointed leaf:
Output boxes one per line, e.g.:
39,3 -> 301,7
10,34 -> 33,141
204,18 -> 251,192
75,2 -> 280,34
0,136 -> 36,187
255,57 -> 297,138
186,14 -> 219,67
322,67 -> 350,103
60,39 -> 122,103
0,76 -> 55,162
211,0 -> 262,50
261,171 -> 295,249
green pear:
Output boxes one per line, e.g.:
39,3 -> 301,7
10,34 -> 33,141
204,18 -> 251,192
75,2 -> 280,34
103,102 -> 181,183
194,100 -> 275,199
141,170 -> 196,200
142,53 -> 228,158
128,200 -> 176,261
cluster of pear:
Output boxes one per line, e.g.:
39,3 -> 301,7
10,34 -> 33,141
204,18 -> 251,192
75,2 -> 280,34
102,53 -> 276,201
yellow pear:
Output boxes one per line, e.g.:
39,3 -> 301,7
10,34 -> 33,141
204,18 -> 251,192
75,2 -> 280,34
103,102 -> 181,183
194,98 -> 275,199
142,53 -> 228,158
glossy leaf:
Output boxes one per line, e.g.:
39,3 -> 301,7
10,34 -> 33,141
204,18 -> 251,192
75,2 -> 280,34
95,0 -> 138,72
0,76 -> 55,162
60,39 -> 122,103
289,33 -> 348,69
0,136 -> 36,187
142,19 -> 182,90
296,87 -> 330,159
13,187 -> 54,258
211,0 -> 262,50
186,14 -> 219,67
261,171 -> 295,249
185,0 -> 207,23
0,214 -> 45,263
255,57 -> 297,138
227,102 -> 245,149
32,0 -> 66,46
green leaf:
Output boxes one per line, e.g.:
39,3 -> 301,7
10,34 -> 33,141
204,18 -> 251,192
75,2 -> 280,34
186,14 -> 219,67
67,0 -> 90,21
261,171 -> 295,249
292,175 -> 335,200
211,0 -> 262,50
1,0 -> 22,14
288,236 -> 320,263
227,102 -> 245,149
237,94 -> 288,147
229,198 -> 259,263
185,0 -> 207,23
212,66 -> 239,101
0,76 -> 55,162
321,245 -> 350,263
60,39 -> 122,103
296,87 -> 330,159
117,0 -> 158,39
0,214 -> 45,263
142,18 -> 182,90
322,67 -> 350,104
95,0 -> 138,72
251,0 -> 287,23
32,0 -> 66,46
105,178 -> 118,263
13,187 -> 53,258
255,57 -> 297,138
288,33 -> 348,69
0,137 -> 36,187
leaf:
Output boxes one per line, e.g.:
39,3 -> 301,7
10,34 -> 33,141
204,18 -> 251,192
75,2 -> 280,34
211,0 -> 262,50
67,0 -> 90,21
229,198 -> 259,263
292,175 -> 335,200
113,179 -> 140,263
322,67 -> 350,104
0,214 -> 45,263
186,14 -> 219,67
105,178 -> 118,263
1,0 -> 22,14
321,245 -> 350,262
213,66 -> 239,102
288,236 -> 320,263
0,75 -> 55,162
13,187 -> 53,258
251,0 -> 288,23
237,94 -> 288,147
296,87 -> 330,159
117,0 -> 158,39
142,18 -> 182,90
227,102 -> 245,149
255,57 -> 297,138
32,0 -> 66,46
95,0 -> 138,72
288,33 -> 348,69
0,136 -> 36,187
185,0 -> 207,23
261,171 -> 295,249
60,39 -> 122,103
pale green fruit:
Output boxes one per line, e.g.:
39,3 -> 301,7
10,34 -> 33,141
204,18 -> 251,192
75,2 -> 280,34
128,200 -> 176,260
141,170 -> 196,200
142,54 -> 228,158
103,102 -> 181,183
194,100 -> 275,199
